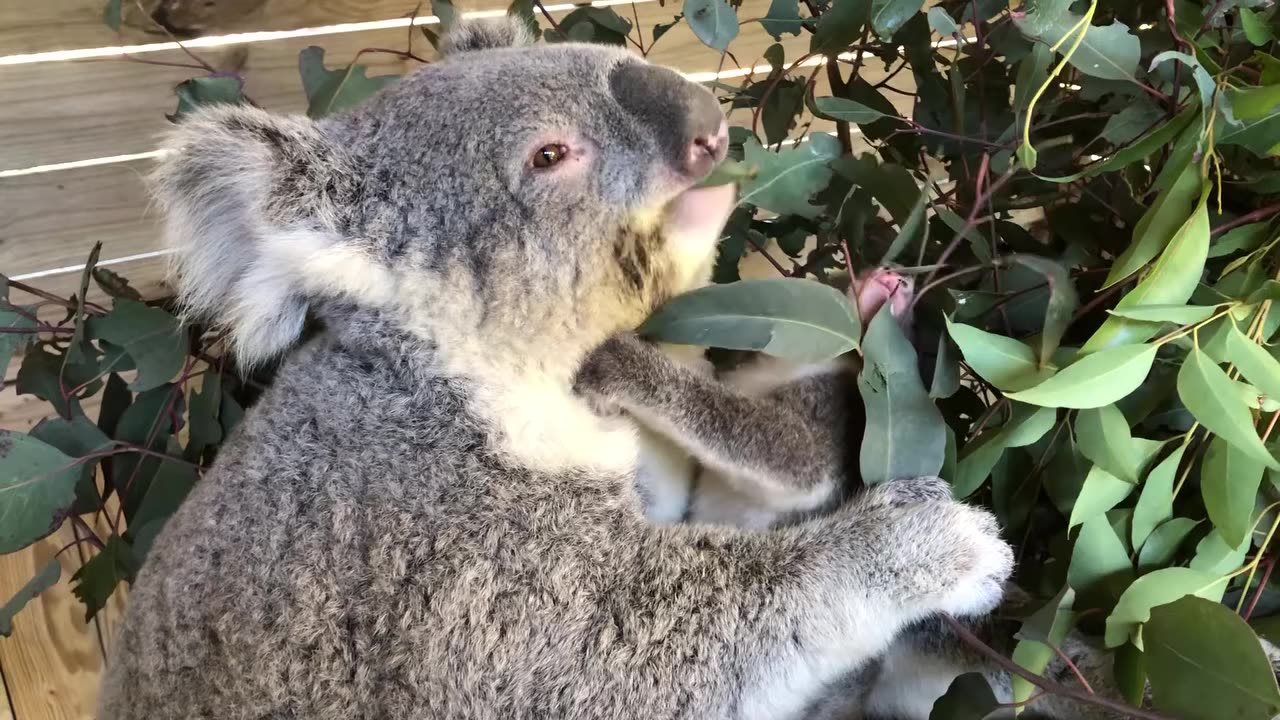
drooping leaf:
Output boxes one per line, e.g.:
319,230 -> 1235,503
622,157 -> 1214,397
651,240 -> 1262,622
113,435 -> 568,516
927,672 -> 999,720
169,75 -> 245,122
0,431 -> 83,554
1226,323 -> 1280,406
881,186 -> 930,265
31,411 -> 113,514
1068,514 -> 1133,600
1146,596 -> 1280,720
1013,43 -> 1053,124
129,458 -> 198,542
298,46 -> 398,119
1007,344 -> 1157,409
0,561 -> 60,637
682,0 -> 738,51
1106,304 -> 1222,324
1102,98 -> 1165,146
761,0 -> 803,39
1218,84 -> 1280,157
869,0 -> 923,39
1132,446 -> 1185,550
1201,435 -> 1266,549
1069,464 -> 1136,527
87,299 -> 188,392
1137,517 -> 1199,572
858,306 -> 946,485
1150,51 -> 1218,135
639,278 -> 859,361
70,535 -> 136,621
1009,585 -> 1076,707
1190,529 -> 1249,576
1011,255 -> 1078,367
1104,567 -> 1225,648
945,318 -> 1052,392
930,332 -> 960,400
811,0 -> 871,55
1037,110 -> 1196,184
1086,186 -> 1211,351
1178,348 -> 1279,469
186,372 -> 223,461
1239,7 -> 1274,45
813,97 -> 891,125
1075,404 -> 1140,483
737,134 -> 842,218
1017,14 -> 1141,82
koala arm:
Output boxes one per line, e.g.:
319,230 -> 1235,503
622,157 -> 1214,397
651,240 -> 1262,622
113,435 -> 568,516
575,334 -> 852,509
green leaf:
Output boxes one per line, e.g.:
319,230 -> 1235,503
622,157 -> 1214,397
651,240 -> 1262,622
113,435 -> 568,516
1010,585 -> 1075,707
811,0 -> 870,55
1011,0 -> 1072,36
1068,514 -> 1133,599
1227,323 -> 1280,405
945,318 -> 1052,392
1191,528 -> 1249,576
1218,85 -> 1280,157
64,241 -> 101,366
653,15 -> 683,42
1178,348 -> 1279,469
0,560 -> 60,637
0,303 -> 37,374
1013,43 -> 1053,123
880,186 -> 930,264
953,404 -> 1056,498
1012,255 -> 1079,367
1106,304 -> 1221,324
1114,641 -> 1148,706
1239,7 -> 1274,45
682,0 -> 738,51
930,332 -> 960,400
0,431 -> 83,554
70,535 -> 135,622
1037,110 -> 1196,183
555,7 -> 633,45
1149,51 -> 1217,135
869,0 -> 923,39
1102,98 -> 1165,146
639,278 -> 859,362
170,75 -> 245,121
927,7 -> 959,36
1132,446 -> 1185,550
928,672 -> 998,720
1070,464 -> 1136,527
87,299 -> 188,392
1075,404 -> 1140,483
1019,14 -> 1140,81
858,306 -> 946,485
761,0 -> 802,39
1007,345 -> 1157,409
813,97 -> 891,125
1138,517 -> 1199,572
1086,187 -> 1211,351
102,0 -> 122,31
31,411 -> 114,514
186,372 -> 223,461
130,458 -> 198,536
1201,435 -> 1266,549
1146,596 -> 1280,720
298,46 -> 398,119
737,134 -> 841,218
1105,567 -> 1225,648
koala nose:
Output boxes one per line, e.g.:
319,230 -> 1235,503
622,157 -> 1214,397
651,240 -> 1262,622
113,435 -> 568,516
610,61 -> 728,181
683,121 -> 729,178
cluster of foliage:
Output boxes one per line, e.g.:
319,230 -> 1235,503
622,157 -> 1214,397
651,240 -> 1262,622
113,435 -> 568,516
4,0 -> 1280,716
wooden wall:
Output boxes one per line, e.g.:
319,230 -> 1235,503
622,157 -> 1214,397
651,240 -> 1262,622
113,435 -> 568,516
0,0 -> 922,716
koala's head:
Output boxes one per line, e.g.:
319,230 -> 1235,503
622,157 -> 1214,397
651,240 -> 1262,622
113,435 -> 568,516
151,17 -> 734,381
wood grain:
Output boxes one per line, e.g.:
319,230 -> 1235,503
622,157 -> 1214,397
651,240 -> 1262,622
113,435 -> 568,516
0,525 -> 106,720
0,662 -> 14,720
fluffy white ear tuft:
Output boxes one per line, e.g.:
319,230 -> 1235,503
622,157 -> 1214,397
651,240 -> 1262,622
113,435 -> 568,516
149,104 -> 348,369
439,16 -> 535,55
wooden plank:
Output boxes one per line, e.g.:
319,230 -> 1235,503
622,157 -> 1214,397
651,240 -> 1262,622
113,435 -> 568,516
0,1 -> 791,171
0,0 -> 488,57
0,525 -> 105,720
0,662 -> 14,720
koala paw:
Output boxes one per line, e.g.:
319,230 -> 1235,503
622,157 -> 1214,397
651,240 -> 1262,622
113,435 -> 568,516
572,333 -> 661,403
857,479 -> 1013,620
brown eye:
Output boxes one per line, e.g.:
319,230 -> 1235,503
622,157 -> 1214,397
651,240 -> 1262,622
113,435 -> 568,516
532,144 -> 567,168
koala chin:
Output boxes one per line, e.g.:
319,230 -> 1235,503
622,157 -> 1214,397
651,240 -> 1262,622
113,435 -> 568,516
98,17 -> 1013,720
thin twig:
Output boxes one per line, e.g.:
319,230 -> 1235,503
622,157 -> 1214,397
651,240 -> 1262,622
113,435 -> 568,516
1212,202 -> 1280,237
1243,554 -> 1277,620
941,615 -> 1177,720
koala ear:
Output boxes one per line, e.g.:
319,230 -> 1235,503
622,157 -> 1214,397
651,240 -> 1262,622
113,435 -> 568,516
150,104 -> 360,369
439,16 -> 535,55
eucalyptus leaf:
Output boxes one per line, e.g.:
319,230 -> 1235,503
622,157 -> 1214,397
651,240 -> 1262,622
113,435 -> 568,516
0,560 -> 60,637
639,278 -> 859,361
869,0 -> 923,39
738,134 -> 841,218
945,318 -> 1052,392
1178,348 -> 1279,469
1137,517 -> 1199,572
1075,404 -> 1140,483
0,431 -> 83,554
1106,304 -> 1221,324
1068,514 -> 1133,599
1007,345 -> 1157,410
683,0 -> 739,51
813,97 -> 891,125
928,673 -> 998,720
1104,567 -> 1225,648
1069,464 -> 1136,527
761,0 -> 803,39
1202,435 -> 1266,548
1018,14 -> 1141,81
1132,446 -> 1185,550
298,46 -> 398,119
87,300 -> 188,392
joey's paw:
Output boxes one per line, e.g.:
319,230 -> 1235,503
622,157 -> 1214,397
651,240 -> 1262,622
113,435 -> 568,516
926,503 -> 1014,619
572,333 -> 660,401
863,476 -> 953,509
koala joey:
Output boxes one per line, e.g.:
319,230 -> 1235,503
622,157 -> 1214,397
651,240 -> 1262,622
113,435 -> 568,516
99,17 -> 1013,720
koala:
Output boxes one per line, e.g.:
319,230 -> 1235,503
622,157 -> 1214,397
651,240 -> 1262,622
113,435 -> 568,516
98,18 -> 1013,720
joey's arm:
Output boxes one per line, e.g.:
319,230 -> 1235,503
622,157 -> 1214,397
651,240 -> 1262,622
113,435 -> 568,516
574,334 -> 855,502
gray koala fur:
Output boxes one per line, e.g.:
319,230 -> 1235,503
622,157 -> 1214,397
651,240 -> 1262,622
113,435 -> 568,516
98,18 -> 1016,719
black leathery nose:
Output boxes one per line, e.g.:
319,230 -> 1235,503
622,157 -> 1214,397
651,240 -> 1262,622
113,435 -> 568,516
610,61 -> 726,176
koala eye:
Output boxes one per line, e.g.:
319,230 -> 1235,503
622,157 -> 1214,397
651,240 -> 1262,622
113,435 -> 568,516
531,144 -> 568,169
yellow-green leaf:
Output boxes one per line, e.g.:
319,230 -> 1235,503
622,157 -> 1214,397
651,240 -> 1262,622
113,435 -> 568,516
1007,345 -> 1157,409
1201,435 -> 1266,548
1177,348 -> 1279,469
